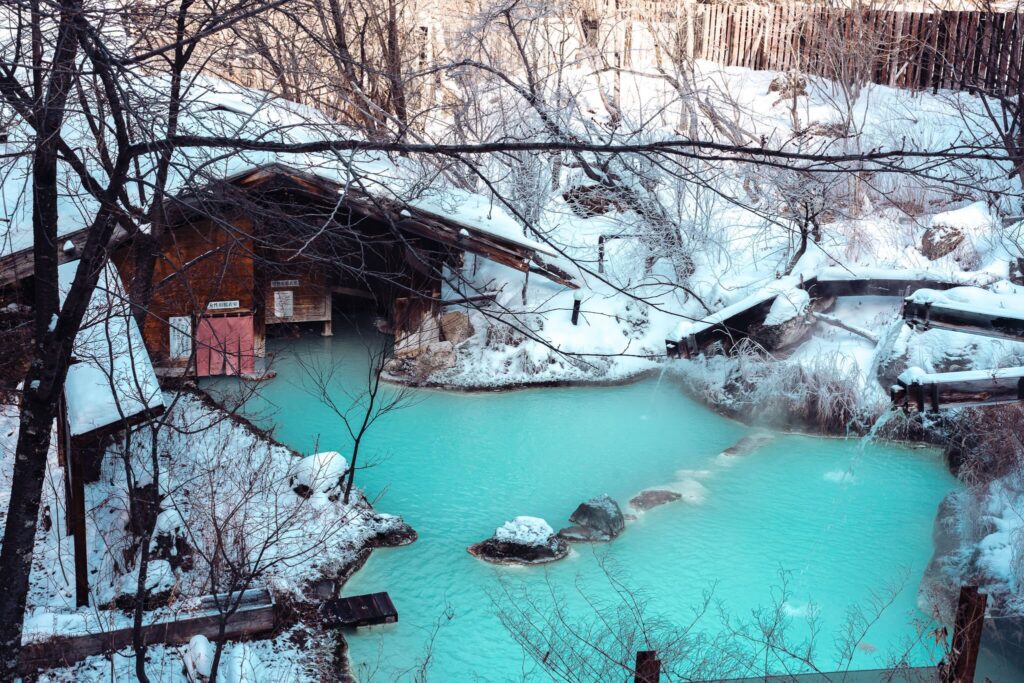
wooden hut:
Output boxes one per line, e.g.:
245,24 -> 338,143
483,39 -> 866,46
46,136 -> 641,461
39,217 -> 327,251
119,163 -> 574,378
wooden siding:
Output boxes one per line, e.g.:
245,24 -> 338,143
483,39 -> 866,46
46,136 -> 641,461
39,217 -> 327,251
140,218 -> 256,362
261,266 -> 331,325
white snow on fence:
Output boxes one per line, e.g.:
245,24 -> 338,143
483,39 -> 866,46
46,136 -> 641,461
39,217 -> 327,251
59,260 -> 164,437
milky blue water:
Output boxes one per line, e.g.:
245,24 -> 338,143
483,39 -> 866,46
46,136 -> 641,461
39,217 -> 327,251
204,327 -> 962,681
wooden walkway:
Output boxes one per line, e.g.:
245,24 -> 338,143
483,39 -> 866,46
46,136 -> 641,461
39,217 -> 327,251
18,587 -> 276,675
319,592 -> 398,628
666,271 -> 965,359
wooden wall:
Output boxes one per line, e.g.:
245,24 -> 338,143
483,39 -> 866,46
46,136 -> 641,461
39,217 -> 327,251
260,265 -> 331,326
129,217 -> 256,362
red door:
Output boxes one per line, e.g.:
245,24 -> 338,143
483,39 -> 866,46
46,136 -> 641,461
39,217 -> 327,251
196,314 -> 255,377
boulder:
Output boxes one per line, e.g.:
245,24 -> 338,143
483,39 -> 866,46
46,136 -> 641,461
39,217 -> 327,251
566,494 -> 625,540
440,311 -> 474,344
720,433 -> 774,456
289,451 -> 348,501
468,516 -> 568,565
629,489 -> 682,511
365,513 -> 418,548
921,223 -> 965,260
416,341 -> 456,376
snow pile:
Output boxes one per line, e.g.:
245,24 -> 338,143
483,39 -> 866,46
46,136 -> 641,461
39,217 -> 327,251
493,516 -> 554,547
10,390 -> 409,660
764,288 -> 810,326
288,451 -> 348,502
185,635 -> 215,680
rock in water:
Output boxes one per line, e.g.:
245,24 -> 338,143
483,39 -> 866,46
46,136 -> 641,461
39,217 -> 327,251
468,516 -> 568,565
720,433 -> 774,456
564,494 -> 625,541
629,489 -> 682,511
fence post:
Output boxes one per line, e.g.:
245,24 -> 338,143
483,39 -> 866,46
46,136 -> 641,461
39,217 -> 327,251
635,650 -> 661,683
941,585 -> 987,683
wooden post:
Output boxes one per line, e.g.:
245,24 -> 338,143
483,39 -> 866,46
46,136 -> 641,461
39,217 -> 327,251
634,650 -> 660,683
914,381 -> 926,413
942,585 -> 987,683
930,383 -> 941,413
322,291 -> 334,337
57,394 -> 89,607
571,291 -> 583,326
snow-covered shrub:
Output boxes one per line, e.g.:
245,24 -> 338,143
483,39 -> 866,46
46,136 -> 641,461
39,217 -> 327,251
680,344 -> 884,434
945,404 -> 1024,486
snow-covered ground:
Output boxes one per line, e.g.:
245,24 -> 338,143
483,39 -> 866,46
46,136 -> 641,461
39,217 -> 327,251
0,392 -> 410,680
407,62 -> 1022,399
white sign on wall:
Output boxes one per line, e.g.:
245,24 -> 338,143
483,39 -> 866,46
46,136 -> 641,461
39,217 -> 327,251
274,290 -> 294,319
207,300 -> 240,310
169,316 -> 192,359
270,279 -> 300,288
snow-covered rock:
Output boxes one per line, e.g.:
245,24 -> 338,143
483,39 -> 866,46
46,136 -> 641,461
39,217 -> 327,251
468,516 -> 568,565
558,494 -> 625,542
921,202 -> 997,267
288,451 -> 348,501
184,634 -> 215,681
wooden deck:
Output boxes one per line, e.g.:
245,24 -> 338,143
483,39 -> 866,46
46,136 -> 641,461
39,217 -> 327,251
319,592 -> 398,628
18,587 -> 276,674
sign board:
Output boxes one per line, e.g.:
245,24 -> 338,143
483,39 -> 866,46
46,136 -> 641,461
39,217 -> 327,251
270,279 -> 300,288
274,290 -> 294,319
207,300 -> 240,311
169,316 -> 192,359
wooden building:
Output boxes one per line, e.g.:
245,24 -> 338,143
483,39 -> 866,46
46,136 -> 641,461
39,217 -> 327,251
115,163 -> 573,377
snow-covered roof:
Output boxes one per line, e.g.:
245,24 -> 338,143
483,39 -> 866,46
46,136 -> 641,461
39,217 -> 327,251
60,260 -> 165,437
1,73 -> 556,263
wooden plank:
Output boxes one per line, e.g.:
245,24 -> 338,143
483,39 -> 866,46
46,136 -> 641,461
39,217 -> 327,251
978,12 -> 993,88
19,587 -> 276,674
997,11 -> 1015,94
1011,13 -> 1023,93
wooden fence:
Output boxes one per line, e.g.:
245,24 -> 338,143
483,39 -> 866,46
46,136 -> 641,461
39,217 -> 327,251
589,3 -> 1024,93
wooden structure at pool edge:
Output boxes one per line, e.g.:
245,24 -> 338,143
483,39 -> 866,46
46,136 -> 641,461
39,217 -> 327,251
17,587 -> 276,675
665,272 -> 964,359
894,293 -> 1024,411
118,163 -> 573,378
319,592 -> 398,628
